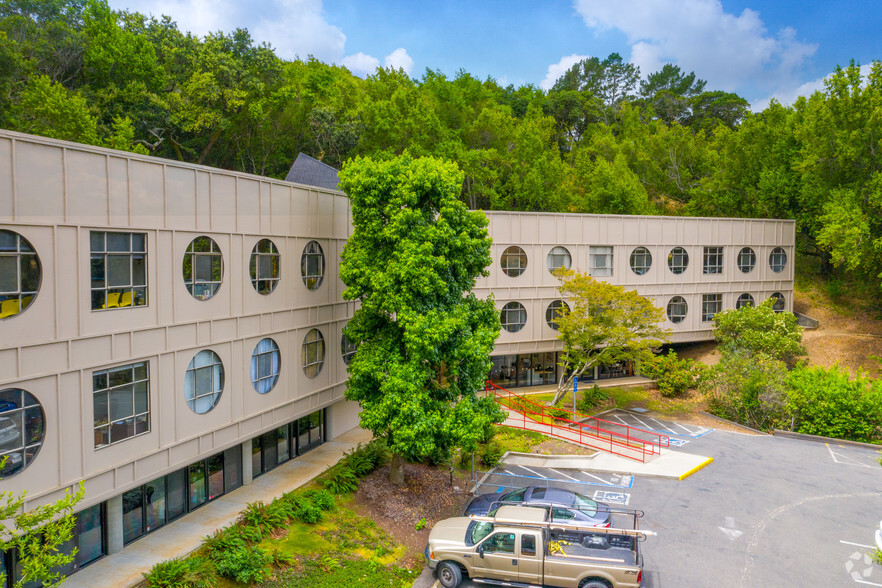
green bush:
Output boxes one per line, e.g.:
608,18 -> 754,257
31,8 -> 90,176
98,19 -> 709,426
639,350 -> 704,397
713,299 -> 806,366
702,350 -> 790,431
479,442 -> 505,468
202,526 -> 247,555
786,365 -> 882,443
302,489 -> 335,511
547,406 -> 570,421
294,499 -> 324,524
143,556 -> 217,588
577,384 -> 606,412
212,545 -> 273,583
320,465 -> 359,494
241,500 -> 289,535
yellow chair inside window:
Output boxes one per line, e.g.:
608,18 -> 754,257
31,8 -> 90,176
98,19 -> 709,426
118,291 -> 133,308
0,298 -> 21,318
104,292 -> 121,309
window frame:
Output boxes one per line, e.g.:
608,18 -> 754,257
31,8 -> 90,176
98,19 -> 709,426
182,236 -> 223,301
667,247 -> 689,274
249,239 -> 280,295
736,293 -> 755,309
301,329 -> 326,378
703,247 -> 724,275
545,300 -> 569,330
737,247 -> 756,273
341,333 -> 357,366
629,246 -> 652,275
0,229 -> 41,319
770,247 -> 787,273
501,246 -> 528,277
589,246 -> 614,277
300,240 -> 325,291
250,338 -> 280,394
92,361 -> 150,449
666,296 -> 687,324
771,292 -> 786,312
701,294 -> 722,322
546,246 -> 571,274
500,301 -> 527,333
184,350 -> 224,414
90,231 -> 148,311
0,388 -> 45,479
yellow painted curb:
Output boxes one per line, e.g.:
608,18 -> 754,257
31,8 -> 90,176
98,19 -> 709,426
679,457 -> 713,480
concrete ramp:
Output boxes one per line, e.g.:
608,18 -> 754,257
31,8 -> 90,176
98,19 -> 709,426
501,450 -> 712,481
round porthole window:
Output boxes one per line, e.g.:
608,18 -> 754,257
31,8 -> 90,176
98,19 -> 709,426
501,301 -> 527,333
501,246 -> 528,277
302,329 -> 326,378
183,236 -> 223,300
629,247 -> 652,275
250,239 -> 280,295
737,247 -> 756,273
301,240 -> 325,291
666,296 -> 687,324
0,230 -> 41,319
251,338 -> 280,394
185,350 -> 224,414
0,388 -> 45,479
545,300 -> 569,330
667,247 -> 689,274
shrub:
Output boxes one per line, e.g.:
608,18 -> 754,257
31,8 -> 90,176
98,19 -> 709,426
713,298 -> 806,366
639,350 -> 704,397
547,406 -> 570,421
202,526 -> 247,556
415,517 -> 428,531
320,465 -> 359,494
212,545 -> 273,584
294,500 -> 324,524
702,350 -> 790,431
302,488 -> 335,511
577,384 -> 606,412
241,500 -> 289,535
479,442 -> 504,468
143,557 -> 217,588
786,365 -> 882,443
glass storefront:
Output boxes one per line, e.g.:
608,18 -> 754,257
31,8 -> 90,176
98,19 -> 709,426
489,353 -> 634,388
253,409 -> 324,478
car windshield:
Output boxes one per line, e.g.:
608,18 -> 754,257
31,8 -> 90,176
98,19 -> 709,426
466,521 -> 495,546
501,488 -> 527,503
570,493 -> 598,516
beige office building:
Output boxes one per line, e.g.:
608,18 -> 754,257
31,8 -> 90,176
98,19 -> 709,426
0,129 -> 794,581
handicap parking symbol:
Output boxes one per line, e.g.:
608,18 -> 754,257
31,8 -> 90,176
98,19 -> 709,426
668,438 -> 689,447
593,491 -> 630,506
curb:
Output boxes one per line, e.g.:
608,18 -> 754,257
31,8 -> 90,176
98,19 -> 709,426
698,411 -> 767,435
678,457 -> 713,480
771,430 -> 882,450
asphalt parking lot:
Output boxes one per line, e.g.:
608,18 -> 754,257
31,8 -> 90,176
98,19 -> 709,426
421,413 -> 882,587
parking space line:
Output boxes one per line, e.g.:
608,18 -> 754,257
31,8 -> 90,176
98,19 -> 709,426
827,443 -> 877,468
547,468 -> 579,481
581,471 -> 616,484
855,580 -> 882,586
841,540 -> 877,549
513,464 -> 546,478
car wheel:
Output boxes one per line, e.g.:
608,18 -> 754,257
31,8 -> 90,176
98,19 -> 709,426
437,561 -> 463,588
579,579 -> 611,588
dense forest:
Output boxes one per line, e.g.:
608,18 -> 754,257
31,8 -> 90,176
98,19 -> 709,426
1,0 -> 881,292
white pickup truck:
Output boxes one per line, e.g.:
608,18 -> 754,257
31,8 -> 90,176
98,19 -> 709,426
425,505 -> 648,588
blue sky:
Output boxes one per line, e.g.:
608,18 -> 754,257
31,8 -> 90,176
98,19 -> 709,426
107,0 -> 880,109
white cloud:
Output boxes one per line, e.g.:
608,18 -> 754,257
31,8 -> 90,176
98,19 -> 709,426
540,53 -> 591,90
384,48 -> 414,74
573,0 -> 817,94
341,52 -> 381,77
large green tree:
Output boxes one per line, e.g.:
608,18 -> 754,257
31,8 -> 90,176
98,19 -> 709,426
550,269 -> 670,404
339,154 -> 504,484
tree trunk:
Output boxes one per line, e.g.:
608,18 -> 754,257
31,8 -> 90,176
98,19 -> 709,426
389,453 -> 405,485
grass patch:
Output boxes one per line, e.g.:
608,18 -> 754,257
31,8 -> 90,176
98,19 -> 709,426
260,557 -> 417,588
601,386 -> 649,408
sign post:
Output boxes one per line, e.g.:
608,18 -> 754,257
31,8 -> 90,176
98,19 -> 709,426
573,376 -> 578,415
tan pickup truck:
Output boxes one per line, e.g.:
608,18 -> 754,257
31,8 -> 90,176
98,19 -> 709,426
424,505 -> 646,588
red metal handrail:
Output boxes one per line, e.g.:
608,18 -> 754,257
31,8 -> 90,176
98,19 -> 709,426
484,381 -> 669,463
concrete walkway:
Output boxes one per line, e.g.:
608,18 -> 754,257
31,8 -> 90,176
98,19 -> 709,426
63,427 -> 373,588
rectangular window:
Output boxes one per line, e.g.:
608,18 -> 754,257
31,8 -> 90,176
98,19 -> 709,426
122,489 -> 143,544
703,246 -> 723,274
144,478 -> 166,532
188,463 -> 207,510
252,437 -> 264,478
277,425 -> 291,464
75,504 -> 105,568
589,246 -> 613,277
262,431 -> 278,472
93,361 -> 149,448
521,534 -> 537,556
702,294 -> 722,322
90,231 -> 147,310
207,455 -> 224,500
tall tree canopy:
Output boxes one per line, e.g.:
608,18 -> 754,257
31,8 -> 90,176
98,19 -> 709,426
339,153 -> 504,483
